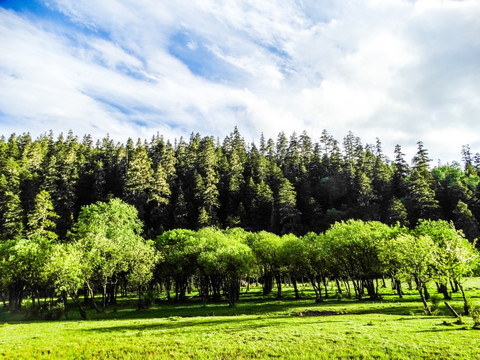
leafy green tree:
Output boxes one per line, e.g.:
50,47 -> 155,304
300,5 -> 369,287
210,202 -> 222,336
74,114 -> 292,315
46,242 -> 88,319
415,219 -> 479,310
73,198 -> 149,311
324,220 -> 392,299
390,233 -> 436,314
277,234 -> 305,299
154,229 -> 199,301
0,236 -> 52,311
301,232 -> 331,302
414,219 -> 463,299
126,239 -> 158,308
197,228 -> 253,307
247,231 -> 282,296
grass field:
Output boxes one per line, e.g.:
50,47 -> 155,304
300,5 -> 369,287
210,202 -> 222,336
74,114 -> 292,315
1,279 -> 480,359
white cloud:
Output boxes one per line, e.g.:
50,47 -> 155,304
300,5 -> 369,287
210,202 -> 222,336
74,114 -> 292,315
1,1 -> 480,163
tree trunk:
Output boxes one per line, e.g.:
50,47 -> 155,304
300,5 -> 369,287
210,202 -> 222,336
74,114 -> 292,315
437,283 -> 451,300
335,279 -> 342,294
86,282 -> 101,313
83,285 -> 89,304
458,283 -> 470,315
309,276 -> 323,303
262,272 -> 273,295
292,277 -> 300,299
275,274 -> 282,299
395,279 -> 403,299
322,277 -> 329,299
62,291 -> 69,320
423,284 -> 430,301
102,283 -> 107,311
71,292 -> 87,320
415,277 -> 431,315
138,286 -> 142,310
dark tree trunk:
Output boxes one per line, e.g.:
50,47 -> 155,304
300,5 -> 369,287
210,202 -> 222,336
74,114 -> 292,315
309,276 -> 323,303
335,279 -> 342,294
458,283 -> 470,315
262,272 -> 273,295
62,291 -> 70,320
275,274 -> 282,299
395,279 -> 403,299
292,277 -> 300,299
423,284 -> 430,301
438,283 -> 451,299
415,277 -> 431,315
83,285 -> 89,304
322,278 -> 329,299
71,292 -> 87,320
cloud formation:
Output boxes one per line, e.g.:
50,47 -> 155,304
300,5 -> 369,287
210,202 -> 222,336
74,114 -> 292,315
1,0 -> 480,163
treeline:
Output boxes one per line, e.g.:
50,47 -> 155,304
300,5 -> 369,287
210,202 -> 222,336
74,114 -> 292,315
1,129 -> 480,240
0,196 -> 477,320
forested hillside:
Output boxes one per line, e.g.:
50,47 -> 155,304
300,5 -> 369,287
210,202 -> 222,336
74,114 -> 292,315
1,128 -> 480,241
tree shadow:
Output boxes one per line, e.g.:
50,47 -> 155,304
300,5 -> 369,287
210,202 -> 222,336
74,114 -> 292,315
81,314 -> 348,334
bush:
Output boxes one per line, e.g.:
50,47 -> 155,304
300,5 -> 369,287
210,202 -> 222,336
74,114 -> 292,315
139,291 -> 156,309
44,303 -> 64,321
23,302 -> 64,321
470,303 -> 480,329
429,294 -> 442,315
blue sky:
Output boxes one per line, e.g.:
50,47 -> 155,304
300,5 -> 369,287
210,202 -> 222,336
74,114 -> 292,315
1,0 -> 480,163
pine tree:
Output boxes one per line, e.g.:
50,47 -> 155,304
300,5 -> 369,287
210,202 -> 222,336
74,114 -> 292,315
386,197 -> 409,227
406,142 -> 439,224
26,190 -> 59,240
124,141 -> 154,220
0,191 -> 24,239
195,137 -> 220,227
392,144 -> 409,199
277,177 -> 301,235
453,200 -> 480,242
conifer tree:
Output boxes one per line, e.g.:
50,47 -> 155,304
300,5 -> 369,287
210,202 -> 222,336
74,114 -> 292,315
26,190 -> 59,240
406,142 -> 439,223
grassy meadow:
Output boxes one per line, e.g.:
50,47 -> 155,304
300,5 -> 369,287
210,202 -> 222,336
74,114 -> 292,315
1,279 -> 480,359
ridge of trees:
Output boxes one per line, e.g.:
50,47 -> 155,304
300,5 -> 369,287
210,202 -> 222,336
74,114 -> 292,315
1,129 -> 480,240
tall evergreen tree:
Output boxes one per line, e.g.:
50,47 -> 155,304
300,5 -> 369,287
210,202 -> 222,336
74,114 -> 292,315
26,190 -> 59,240
406,142 -> 439,224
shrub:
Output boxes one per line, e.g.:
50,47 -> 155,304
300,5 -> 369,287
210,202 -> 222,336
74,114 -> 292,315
470,303 -> 480,329
426,294 -> 442,315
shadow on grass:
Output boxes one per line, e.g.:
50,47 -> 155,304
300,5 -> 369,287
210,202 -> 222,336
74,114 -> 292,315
81,314 -> 349,334
2,282 -> 478,324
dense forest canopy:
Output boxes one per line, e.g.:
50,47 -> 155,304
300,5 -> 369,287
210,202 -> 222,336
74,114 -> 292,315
1,128 -> 480,241
1,128 -> 480,319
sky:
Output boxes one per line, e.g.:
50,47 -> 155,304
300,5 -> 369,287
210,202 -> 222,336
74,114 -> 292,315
1,0 -> 480,164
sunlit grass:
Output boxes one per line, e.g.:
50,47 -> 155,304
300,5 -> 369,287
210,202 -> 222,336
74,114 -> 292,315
1,278 -> 479,359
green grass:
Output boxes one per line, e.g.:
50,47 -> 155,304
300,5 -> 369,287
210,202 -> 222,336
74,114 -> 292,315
1,279 -> 480,359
